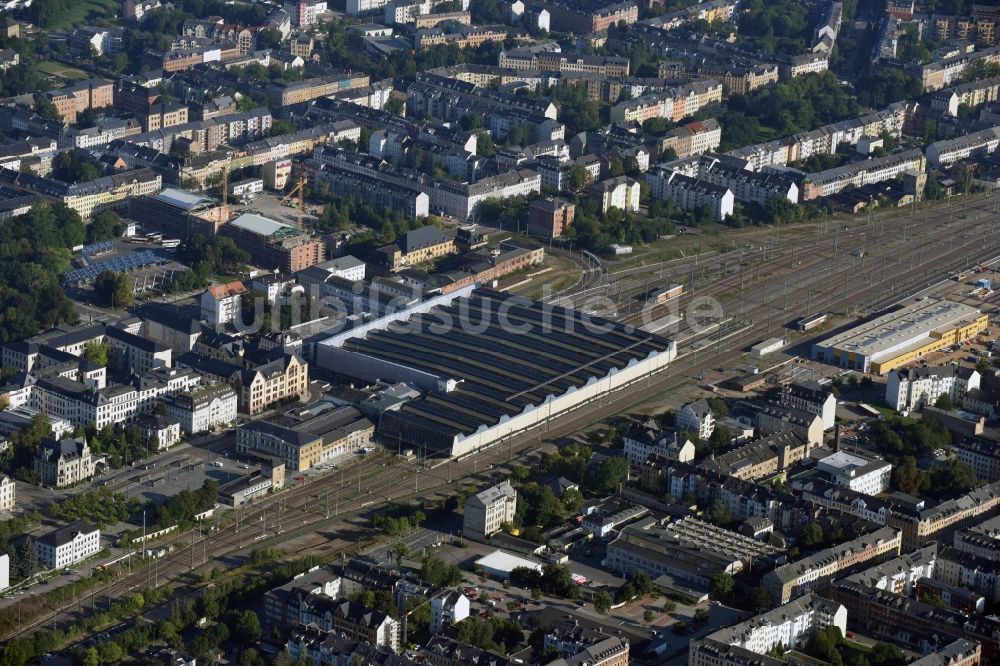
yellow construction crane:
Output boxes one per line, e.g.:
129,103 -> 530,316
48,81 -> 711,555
279,177 -> 307,230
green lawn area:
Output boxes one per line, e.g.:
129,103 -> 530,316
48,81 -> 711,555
37,61 -> 88,80
44,0 -> 118,31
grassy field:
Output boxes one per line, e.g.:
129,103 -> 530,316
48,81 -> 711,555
37,61 -> 88,80
45,0 -> 118,31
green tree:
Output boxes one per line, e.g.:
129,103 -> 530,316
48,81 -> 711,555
99,642 -> 123,664
568,164 -> 591,192
82,340 -> 109,367
709,425 -> 733,449
709,500 -> 731,527
34,96 -> 60,120
94,270 -> 134,308
89,211 -> 125,242
693,607 -> 710,623
240,649 -> 265,666
870,642 -> 905,666
594,591 -> 612,614
588,456 -> 629,494
81,647 -> 99,666
15,537 -> 38,580
892,456 -> 924,494
393,541 -> 410,568
707,397 -> 730,417
801,522 -> 824,546
643,609 -> 655,624
934,393 -> 955,411
750,586 -> 772,611
711,572 -> 734,597
233,609 -> 262,642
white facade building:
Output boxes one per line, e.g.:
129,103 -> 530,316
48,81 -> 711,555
162,383 -> 238,435
885,365 -> 980,412
781,380 -> 837,430
200,281 -> 248,328
676,399 -> 715,439
463,481 -> 517,543
590,176 -> 640,213
622,421 -> 695,465
429,590 -> 470,633
0,553 -> 8,593
817,450 -> 893,495
35,522 -> 101,570
691,594 -> 847,665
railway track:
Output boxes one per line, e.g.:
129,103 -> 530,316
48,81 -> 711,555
8,194 -> 1000,646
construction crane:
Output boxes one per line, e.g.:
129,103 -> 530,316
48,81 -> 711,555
279,177 -> 307,230
219,158 -> 232,220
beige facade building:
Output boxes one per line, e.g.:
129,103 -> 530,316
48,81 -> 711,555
236,353 -> 309,415
0,475 -> 14,512
33,437 -> 96,488
463,481 -> 517,543
762,527 -> 902,603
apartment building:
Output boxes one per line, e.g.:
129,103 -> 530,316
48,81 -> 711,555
829,581 -> 1000,661
609,81 -> 722,124
936,546 -> 1000,602
801,150 -> 926,200
699,430 -> 811,481
644,168 -> 734,221
415,25 -> 507,50
161,383 -> 237,434
526,0 -> 637,33
927,126 -> 1000,166
220,213 -> 325,273
35,522 -> 101,570
265,73 -> 370,106
43,78 -> 114,124
463,481 -> 517,543
33,437 -> 96,488
429,590 -> 470,633
953,437 -> 1000,483
105,326 -> 172,375
549,638 -> 629,666
653,119 -> 722,160
200,281 -> 248,328
622,420 -> 695,465
1,324 -> 106,373
885,365 -> 980,412
527,197 -> 574,238
816,451 -> 893,495
590,176 -> 640,213
676,399 -> 715,439
234,352 -> 308,415
781,380 -> 837,430
0,475 -> 15,512
290,604 -> 399,653
756,406 -> 824,447
141,102 -> 189,132
762,526 -> 902,603
690,594 -> 847,666
0,167 -> 162,219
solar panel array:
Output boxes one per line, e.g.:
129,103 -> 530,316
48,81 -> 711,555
81,240 -> 114,257
64,250 -> 166,284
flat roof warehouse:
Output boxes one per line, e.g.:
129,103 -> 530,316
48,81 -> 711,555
317,288 -> 676,457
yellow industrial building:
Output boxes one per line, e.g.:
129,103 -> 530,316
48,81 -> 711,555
811,299 -> 988,374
